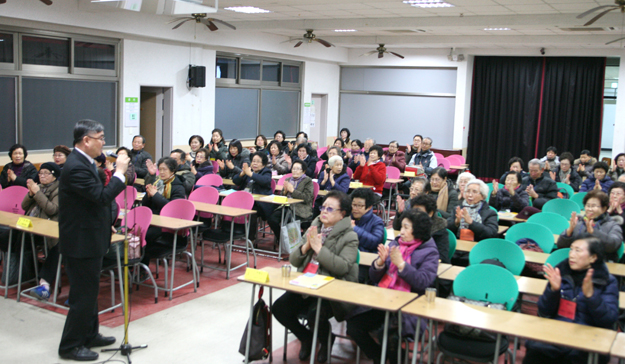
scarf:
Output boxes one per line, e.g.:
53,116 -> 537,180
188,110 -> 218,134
559,169 -> 571,183
435,182 -> 449,212
311,225 -> 334,263
459,200 -> 483,230
385,238 -> 423,292
287,175 -> 306,198
12,162 -> 24,177
154,174 -> 175,199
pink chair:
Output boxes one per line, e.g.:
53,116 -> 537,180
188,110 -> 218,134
315,160 -> 325,176
212,161 -> 219,173
446,154 -> 466,166
434,153 -> 445,163
438,158 -> 451,171
120,206 -> 158,303
115,186 -> 138,212
189,187 -> 220,219
0,186 -> 29,214
277,173 -> 292,186
312,181 -> 320,201
195,174 -> 223,188
201,191 -> 256,279
346,167 -> 353,179
271,179 -> 276,194
316,146 -> 328,159
383,166 -> 401,190
152,199 -> 198,300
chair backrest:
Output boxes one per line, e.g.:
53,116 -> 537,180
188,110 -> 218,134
446,154 -> 466,165
115,186 -> 138,212
160,199 -> 196,236
277,173 -> 292,186
619,242 -> 624,261
447,229 -> 457,262
196,174 -> 223,188
0,186 -> 29,214
571,192 -> 586,210
271,179 -> 276,194
505,222 -> 555,253
121,206 -> 153,247
602,157 -> 612,167
438,158 -> 451,171
346,167 -> 353,179
545,248 -> 570,268
188,186 -> 220,219
222,191 -> 254,224
312,181 -> 320,201
556,182 -> 575,199
315,160 -> 325,176
434,153 -> 445,162
527,212 -> 569,234
383,166 -> 401,189
542,198 -> 581,219
212,160 -> 219,173
453,264 -> 519,311
317,146 -> 328,159
489,206 -> 500,221
485,182 -> 503,202
469,238 -> 526,275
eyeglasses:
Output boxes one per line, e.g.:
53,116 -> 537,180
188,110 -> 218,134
87,135 -> 105,142
53,153 -> 66,158
351,203 -> 366,209
320,206 -> 339,213
292,167 -> 303,172
38,171 -> 52,176
465,189 -> 480,195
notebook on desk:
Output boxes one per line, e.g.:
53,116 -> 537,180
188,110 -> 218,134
289,273 -> 334,290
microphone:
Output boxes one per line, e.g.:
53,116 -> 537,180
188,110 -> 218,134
106,150 -> 118,158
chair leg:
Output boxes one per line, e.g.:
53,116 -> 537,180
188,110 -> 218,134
163,258 -> 169,298
53,253 -> 63,303
109,269 -> 115,312
283,327 -> 288,361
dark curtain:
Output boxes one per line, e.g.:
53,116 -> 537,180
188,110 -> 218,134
537,57 -> 605,159
467,56 -> 543,180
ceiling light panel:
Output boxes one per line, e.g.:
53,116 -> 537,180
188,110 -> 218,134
224,6 -> 271,14
334,29 -> 357,32
484,28 -> 511,31
402,0 -> 454,8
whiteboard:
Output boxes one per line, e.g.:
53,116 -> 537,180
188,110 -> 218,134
339,93 -> 456,149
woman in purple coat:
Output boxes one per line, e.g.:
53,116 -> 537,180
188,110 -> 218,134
346,209 -> 439,364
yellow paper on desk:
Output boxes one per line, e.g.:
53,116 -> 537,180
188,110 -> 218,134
273,195 -> 288,203
351,182 -> 363,188
289,273 -> 334,290
16,217 -> 32,228
244,268 -> 270,283
404,171 -> 416,177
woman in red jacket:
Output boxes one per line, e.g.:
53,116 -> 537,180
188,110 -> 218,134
353,144 -> 387,204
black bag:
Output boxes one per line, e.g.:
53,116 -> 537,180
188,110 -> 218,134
239,287 -> 271,361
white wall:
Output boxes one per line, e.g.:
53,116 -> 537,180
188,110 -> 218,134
301,61 -> 341,141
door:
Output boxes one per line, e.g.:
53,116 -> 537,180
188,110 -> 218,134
309,94 -> 328,147
140,86 -> 173,160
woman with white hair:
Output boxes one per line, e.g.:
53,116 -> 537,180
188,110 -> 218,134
447,179 -> 498,241
319,155 -> 350,194
456,171 -> 475,203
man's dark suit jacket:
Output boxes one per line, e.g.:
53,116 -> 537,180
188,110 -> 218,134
59,149 -> 125,258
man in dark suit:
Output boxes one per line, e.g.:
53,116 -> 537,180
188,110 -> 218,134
58,120 -> 129,361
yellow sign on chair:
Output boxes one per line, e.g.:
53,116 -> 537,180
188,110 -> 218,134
16,217 -> 33,228
244,268 -> 270,283
273,195 -> 288,203
404,171 -> 416,177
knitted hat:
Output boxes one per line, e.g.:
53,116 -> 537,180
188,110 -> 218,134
40,162 -> 61,178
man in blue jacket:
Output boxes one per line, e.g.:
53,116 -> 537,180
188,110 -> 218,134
351,188 -> 385,283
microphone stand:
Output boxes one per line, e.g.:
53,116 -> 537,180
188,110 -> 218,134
102,183 -> 147,363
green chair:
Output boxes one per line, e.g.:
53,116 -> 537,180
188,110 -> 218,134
436,265 -> 518,363
556,182 -> 574,200
505,222 -> 555,254
545,248 -> 570,268
571,192 -> 586,210
618,242 -> 624,261
447,229 -> 457,262
489,205 -> 500,222
469,238 -> 526,275
542,199 -> 581,219
486,182 -> 503,202
527,212 -> 569,235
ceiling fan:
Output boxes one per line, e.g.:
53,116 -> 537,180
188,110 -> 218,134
360,44 -> 404,59
576,0 -> 625,26
285,30 -> 334,48
167,13 -> 236,31
0,0 -> 52,4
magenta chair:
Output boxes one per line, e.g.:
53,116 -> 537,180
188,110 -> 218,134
446,154 -> 465,166
0,186 -> 29,214
200,191 -> 256,279
277,173 -> 292,186
115,185 -> 137,212
188,187 -> 220,272
146,199 -> 199,300
195,174 -> 223,189
317,146 -> 328,159
346,167 -> 353,179
438,158 -> 451,171
315,160 -> 325,176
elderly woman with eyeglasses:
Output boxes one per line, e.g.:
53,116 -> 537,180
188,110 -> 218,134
447,179 -> 498,242
272,191 -> 358,363
428,167 -> 459,219
0,144 -> 38,189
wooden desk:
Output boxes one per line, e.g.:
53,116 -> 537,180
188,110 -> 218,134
437,263 -> 452,276
134,178 -> 145,186
498,212 -> 526,222
386,228 -> 396,241
359,251 -> 377,267
498,225 -> 508,234
437,265 -> 465,281
190,201 -> 256,279
450,164 -> 469,170
610,332 -> 625,363
402,297 -> 616,364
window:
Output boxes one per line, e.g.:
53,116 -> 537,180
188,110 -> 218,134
22,35 -> 70,67
262,61 -> 280,82
0,33 -> 14,63
216,57 -> 237,79
260,90 -> 299,136
74,41 -> 115,70
240,59 -> 261,81
282,64 -> 300,84
215,88 -> 259,140
0,77 -> 16,148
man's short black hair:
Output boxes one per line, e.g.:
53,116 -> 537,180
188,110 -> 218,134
580,150 -> 591,156
351,188 -> 375,209
170,148 -> 186,161
508,156 -> 524,170
593,161 -> 609,174
132,134 -> 146,144
408,194 -> 437,214
546,146 -> 557,154
74,119 -> 104,146
296,131 -> 308,139
399,209 -> 432,242
369,145 -> 384,157
325,190 -> 352,217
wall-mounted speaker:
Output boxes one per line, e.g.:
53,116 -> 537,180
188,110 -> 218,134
188,65 -> 206,88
